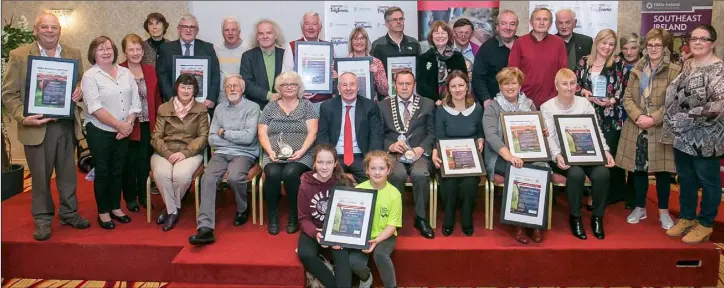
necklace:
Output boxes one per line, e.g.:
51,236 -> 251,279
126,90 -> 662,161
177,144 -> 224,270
390,95 -> 420,134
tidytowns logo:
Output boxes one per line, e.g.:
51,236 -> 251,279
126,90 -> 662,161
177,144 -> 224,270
330,5 -> 349,13
330,37 -> 348,45
377,5 -> 391,14
354,21 -> 373,29
590,4 -> 612,12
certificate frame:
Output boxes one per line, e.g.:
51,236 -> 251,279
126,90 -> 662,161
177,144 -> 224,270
294,41 -> 334,94
553,114 -> 606,165
386,56 -> 416,97
335,57 -> 374,100
173,55 -> 210,102
436,138 -> 484,178
500,163 -> 552,229
23,55 -> 79,119
320,186 -> 377,250
500,112 -> 551,162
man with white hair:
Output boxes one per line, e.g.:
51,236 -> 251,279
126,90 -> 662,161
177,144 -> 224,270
190,74 -> 260,246
554,8 -> 593,70
239,19 -> 285,110
156,14 -> 221,111
216,16 -> 247,105
1,11 -> 90,241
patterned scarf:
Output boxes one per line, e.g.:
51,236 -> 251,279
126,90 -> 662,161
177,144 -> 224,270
494,91 -> 534,112
435,45 -> 454,95
173,97 -> 195,120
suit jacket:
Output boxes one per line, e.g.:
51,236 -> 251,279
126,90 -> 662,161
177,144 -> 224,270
318,95 -> 383,154
156,39 -> 221,103
119,60 -> 161,141
1,42 -> 85,145
416,48 -> 468,102
378,95 -> 436,155
559,32 -> 593,70
239,46 -> 284,110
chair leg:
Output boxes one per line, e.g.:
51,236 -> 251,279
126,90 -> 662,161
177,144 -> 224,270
146,176 -> 152,223
259,177 -> 264,225
483,180 -> 489,230
195,176 -> 201,218
489,181 -> 495,230
251,175 -> 257,225
428,179 -> 435,229
547,183 -> 553,230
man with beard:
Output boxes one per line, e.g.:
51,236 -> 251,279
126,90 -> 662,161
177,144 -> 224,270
472,10 -> 519,107
190,74 -> 260,245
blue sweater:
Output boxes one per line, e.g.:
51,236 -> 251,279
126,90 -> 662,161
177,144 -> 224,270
208,97 -> 261,159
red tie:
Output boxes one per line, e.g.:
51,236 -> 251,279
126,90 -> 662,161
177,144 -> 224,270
343,105 -> 353,166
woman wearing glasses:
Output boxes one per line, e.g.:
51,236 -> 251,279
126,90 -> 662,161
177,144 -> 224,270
615,28 -> 681,230
258,71 -> 318,235
663,24 -> 723,244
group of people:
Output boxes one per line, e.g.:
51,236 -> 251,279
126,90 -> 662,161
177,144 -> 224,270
2,6 -> 723,288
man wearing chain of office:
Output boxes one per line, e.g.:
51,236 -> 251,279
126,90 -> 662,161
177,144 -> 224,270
377,70 -> 436,239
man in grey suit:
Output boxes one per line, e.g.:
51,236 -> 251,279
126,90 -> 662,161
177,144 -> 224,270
239,19 -> 285,110
378,70 -> 435,239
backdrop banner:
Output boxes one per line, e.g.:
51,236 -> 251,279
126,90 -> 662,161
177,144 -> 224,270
528,1 -> 619,38
640,0 -> 712,61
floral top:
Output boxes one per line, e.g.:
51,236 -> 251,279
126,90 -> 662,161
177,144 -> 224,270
663,60 -> 724,157
348,54 -> 388,100
574,56 -> 625,133
136,77 -> 149,122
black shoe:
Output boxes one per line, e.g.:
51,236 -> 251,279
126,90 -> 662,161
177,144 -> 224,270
33,222 -> 52,241
156,210 -> 168,225
233,210 -> 248,226
189,227 -> 216,246
268,211 -> 280,235
162,213 -> 179,232
110,212 -> 132,223
97,216 -> 115,230
414,217 -> 435,239
584,204 -> 593,211
126,201 -> 140,212
569,216 -> 587,240
442,227 -> 453,237
462,227 -> 473,236
287,215 -> 299,234
591,216 -> 605,240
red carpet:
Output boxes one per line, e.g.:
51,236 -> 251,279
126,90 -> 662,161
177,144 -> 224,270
1,171 -> 718,286
648,186 -> 724,242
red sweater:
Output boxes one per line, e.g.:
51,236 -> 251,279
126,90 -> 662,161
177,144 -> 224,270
508,33 -> 567,108
297,171 -> 338,238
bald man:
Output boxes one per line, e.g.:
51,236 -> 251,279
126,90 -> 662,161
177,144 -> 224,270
1,12 -> 90,241
554,9 -> 593,70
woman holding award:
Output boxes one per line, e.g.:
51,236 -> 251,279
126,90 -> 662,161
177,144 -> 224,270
416,20 -> 468,105
432,70 -> 483,236
258,71 -> 319,235
150,74 -> 209,231
482,67 -> 546,243
615,28 -> 680,230
573,29 -> 626,207
541,68 -> 616,240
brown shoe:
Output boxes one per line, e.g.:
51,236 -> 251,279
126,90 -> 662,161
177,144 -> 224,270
666,219 -> 697,237
515,226 -> 529,244
33,222 -> 51,241
682,224 -> 713,244
531,228 -> 543,243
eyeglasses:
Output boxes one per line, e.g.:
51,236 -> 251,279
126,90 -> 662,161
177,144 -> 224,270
387,17 -> 404,23
352,36 -> 367,42
646,43 -> 663,50
178,25 -> 198,31
280,83 -> 298,88
689,36 -> 714,43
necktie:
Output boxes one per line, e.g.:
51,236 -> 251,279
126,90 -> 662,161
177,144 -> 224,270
402,100 -> 411,129
183,43 -> 191,56
343,105 -> 353,166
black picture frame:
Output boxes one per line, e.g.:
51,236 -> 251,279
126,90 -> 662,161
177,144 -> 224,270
499,163 -> 552,229
294,41 -> 334,94
553,114 -> 606,166
23,55 -> 79,119
436,138 -> 485,178
320,186 -> 377,250
500,111 -> 552,162
335,57 -> 374,100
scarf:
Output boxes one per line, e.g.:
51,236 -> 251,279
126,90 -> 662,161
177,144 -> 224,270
494,91 -> 534,112
435,45 -> 455,95
173,97 -> 195,120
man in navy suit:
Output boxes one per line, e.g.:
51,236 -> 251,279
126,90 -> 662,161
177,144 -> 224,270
317,72 -> 383,183
156,14 -> 221,110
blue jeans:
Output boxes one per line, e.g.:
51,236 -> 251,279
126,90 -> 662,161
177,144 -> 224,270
673,149 -> 722,228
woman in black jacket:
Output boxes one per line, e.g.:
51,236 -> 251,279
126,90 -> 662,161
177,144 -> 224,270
416,20 -> 467,105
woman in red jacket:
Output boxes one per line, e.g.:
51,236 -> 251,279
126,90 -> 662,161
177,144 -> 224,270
119,33 -> 161,212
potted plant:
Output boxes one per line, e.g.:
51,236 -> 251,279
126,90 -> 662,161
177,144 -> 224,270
2,15 -> 35,201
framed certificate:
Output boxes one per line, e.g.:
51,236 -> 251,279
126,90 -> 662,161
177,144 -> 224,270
320,186 -> 377,250
24,56 -> 79,118
500,112 -> 551,162
386,56 -> 416,97
335,57 -> 374,100
500,164 -> 551,229
436,138 -> 484,177
553,114 -> 606,165
294,41 -> 334,94
173,55 -> 209,102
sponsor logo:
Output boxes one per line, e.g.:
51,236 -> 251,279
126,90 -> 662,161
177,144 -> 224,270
590,4 -> 612,12
354,21 -> 373,29
354,7 -> 372,13
329,5 -> 349,13
330,37 -> 348,45
377,5 -> 391,14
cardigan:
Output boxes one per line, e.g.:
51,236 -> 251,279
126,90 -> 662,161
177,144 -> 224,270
415,48 -> 468,102
119,60 -> 160,141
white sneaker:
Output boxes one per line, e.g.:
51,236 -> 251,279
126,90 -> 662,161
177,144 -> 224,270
359,274 -> 373,288
659,213 -> 675,230
627,207 -> 647,224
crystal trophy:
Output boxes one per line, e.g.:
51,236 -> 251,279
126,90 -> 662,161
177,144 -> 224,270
397,134 -> 416,164
592,74 -> 608,98
276,132 -> 294,160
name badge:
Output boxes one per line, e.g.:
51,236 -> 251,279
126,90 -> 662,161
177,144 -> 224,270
592,75 -> 607,98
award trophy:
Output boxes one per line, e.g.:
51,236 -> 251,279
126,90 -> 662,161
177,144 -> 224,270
397,134 -> 416,164
276,132 -> 294,160
591,74 -> 608,98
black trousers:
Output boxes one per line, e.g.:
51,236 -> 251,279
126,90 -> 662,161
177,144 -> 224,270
603,129 -> 627,203
122,122 -> 152,205
634,171 -> 671,209
264,162 -> 310,217
86,123 -> 129,214
340,153 -> 366,183
297,232 -> 352,288
440,176 -> 479,229
552,165 -> 609,217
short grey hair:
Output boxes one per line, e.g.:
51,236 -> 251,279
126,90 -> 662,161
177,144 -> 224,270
497,9 -> 519,25
223,73 -> 245,92
221,16 -> 240,31
248,18 -> 285,48
273,71 -> 305,99
179,13 -> 198,27
529,7 -> 552,22
300,11 -> 321,28
555,8 -> 576,20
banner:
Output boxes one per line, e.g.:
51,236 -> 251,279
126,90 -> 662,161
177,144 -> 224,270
417,1 -> 499,52
324,1 -> 419,58
528,1 -> 618,38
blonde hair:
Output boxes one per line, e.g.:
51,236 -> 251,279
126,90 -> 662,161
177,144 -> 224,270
496,67 -> 525,86
347,27 -> 371,54
248,19 -> 285,48
272,72 -> 305,100
554,68 -> 577,85
586,29 -> 617,68
363,151 -> 393,173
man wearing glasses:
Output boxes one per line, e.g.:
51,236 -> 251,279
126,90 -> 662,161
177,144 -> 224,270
371,7 -> 421,71
452,18 -> 479,64
156,14 -> 221,113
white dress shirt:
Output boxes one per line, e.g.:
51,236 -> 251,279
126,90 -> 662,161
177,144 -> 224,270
282,37 -> 316,73
396,95 -> 416,128
335,99 -> 361,155
81,64 -> 142,132
38,43 -> 62,58
181,40 -> 196,56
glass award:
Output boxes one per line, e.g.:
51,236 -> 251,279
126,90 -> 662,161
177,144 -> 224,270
276,132 -> 294,160
591,75 -> 608,98
397,134 -> 416,164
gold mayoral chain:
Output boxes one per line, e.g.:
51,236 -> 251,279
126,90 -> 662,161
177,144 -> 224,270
390,94 -> 420,135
